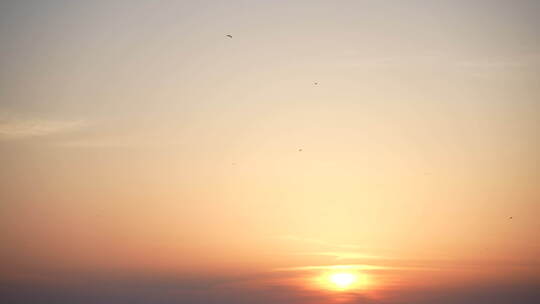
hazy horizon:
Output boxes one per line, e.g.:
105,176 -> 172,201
1,1 -> 539,303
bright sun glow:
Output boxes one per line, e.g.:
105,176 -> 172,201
313,267 -> 371,292
329,272 -> 357,289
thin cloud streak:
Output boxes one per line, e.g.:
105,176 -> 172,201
275,264 -> 404,272
304,251 -> 388,260
0,118 -> 84,140
277,235 -> 363,249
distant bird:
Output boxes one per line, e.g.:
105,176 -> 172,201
226,34 -> 233,38
298,148 -> 303,152
509,217 -> 513,220
314,82 -> 318,85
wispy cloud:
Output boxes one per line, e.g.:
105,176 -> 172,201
274,264 -> 393,272
277,235 -> 362,249
0,118 -> 84,140
54,138 -> 132,148
303,252 -> 387,261
335,51 -> 540,71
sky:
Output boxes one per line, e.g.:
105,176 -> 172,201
1,1 -> 539,303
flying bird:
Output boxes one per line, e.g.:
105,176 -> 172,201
509,217 -> 513,220
226,34 -> 232,38
314,82 -> 318,85
298,148 -> 303,152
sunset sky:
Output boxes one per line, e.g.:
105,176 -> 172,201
1,1 -> 539,303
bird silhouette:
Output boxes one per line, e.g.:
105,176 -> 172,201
298,148 -> 303,152
226,34 -> 232,38
509,217 -> 513,220
314,82 -> 318,85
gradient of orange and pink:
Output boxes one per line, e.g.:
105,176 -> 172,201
1,1 -> 540,303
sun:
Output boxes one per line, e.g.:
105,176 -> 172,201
329,272 -> 357,289
312,267 -> 371,292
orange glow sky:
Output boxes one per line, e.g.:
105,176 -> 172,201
1,1 -> 540,303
